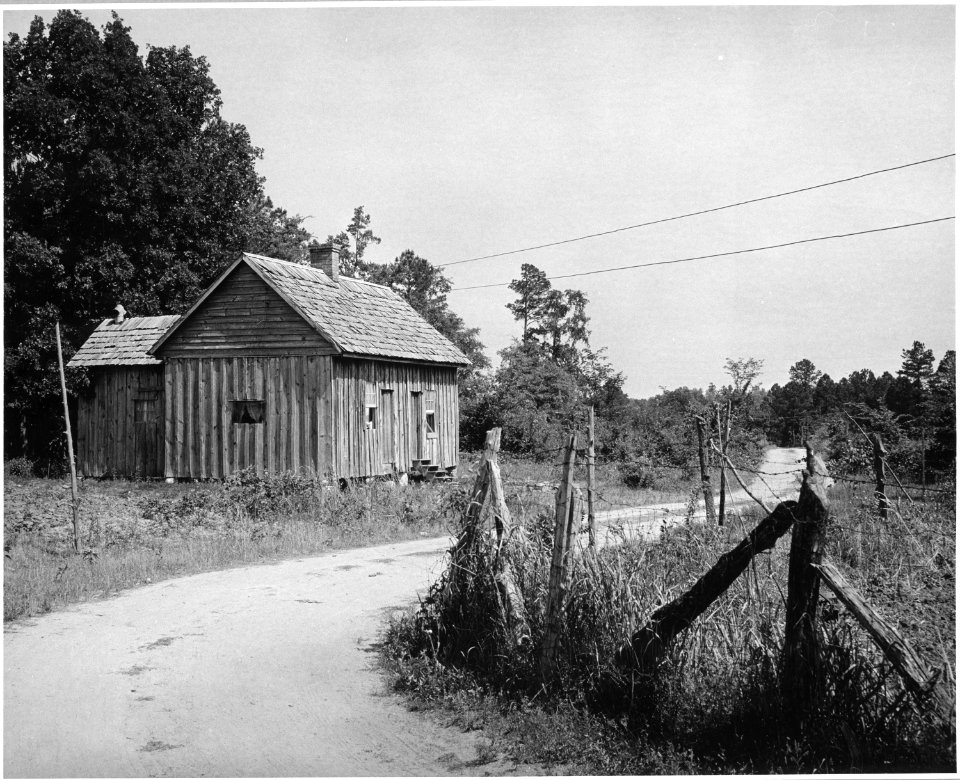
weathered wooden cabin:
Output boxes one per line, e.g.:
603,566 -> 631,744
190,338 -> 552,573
68,244 -> 470,481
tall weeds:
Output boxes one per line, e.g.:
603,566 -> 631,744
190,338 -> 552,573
387,484 -> 955,772
4,469 -> 461,621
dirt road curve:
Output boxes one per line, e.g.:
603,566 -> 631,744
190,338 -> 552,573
4,448 -> 806,778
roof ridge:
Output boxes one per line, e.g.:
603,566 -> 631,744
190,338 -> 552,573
244,251 -> 385,291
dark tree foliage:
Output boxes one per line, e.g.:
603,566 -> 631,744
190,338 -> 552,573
4,11 -> 309,460
479,266 -> 626,457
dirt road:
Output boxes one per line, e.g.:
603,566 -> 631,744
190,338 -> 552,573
4,448 -> 806,777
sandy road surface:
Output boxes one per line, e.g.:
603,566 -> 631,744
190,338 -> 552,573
4,448 -> 807,778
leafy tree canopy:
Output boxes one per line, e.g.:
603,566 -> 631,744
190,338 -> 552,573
4,10 -> 309,457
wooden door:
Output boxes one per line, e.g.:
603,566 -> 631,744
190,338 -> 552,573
379,390 -> 396,472
409,391 -> 424,462
133,391 -> 162,478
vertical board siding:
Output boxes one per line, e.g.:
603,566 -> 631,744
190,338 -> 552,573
164,356 -> 334,479
331,358 -> 459,479
77,366 -> 165,479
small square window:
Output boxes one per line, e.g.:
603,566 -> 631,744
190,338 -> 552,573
425,411 -> 436,437
231,400 -> 265,424
366,405 -> 377,430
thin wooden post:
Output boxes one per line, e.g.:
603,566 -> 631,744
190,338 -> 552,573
815,558 -> 953,727
540,433 -> 578,681
715,402 -> 731,526
695,416 -> 717,523
920,425 -> 927,501
871,433 -> 890,520
618,500 -> 799,671
782,442 -> 830,727
55,322 -> 81,555
587,406 -> 596,549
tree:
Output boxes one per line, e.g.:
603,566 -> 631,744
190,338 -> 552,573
788,359 -> 822,388
927,350 -> 956,474
506,263 -> 552,341
4,11 -> 309,460
898,341 -> 935,389
328,205 -> 381,276
724,357 -> 764,397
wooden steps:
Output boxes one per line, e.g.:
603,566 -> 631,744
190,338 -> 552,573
409,459 -> 456,483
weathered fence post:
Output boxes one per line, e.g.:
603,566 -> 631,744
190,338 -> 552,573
871,433 -> 890,519
442,429 -> 497,605
714,402 -> 732,526
540,433 -> 578,681
695,416 -> 717,524
55,322 -> 81,555
587,406 -> 597,549
782,442 -> 830,728
486,433 -> 531,647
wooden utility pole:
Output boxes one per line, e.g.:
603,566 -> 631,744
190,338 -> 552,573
541,433 -> 578,681
55,322 -> 81,555
782,442 -> 830,728
871,433 -> 890,520
586,406 -> 596,549
694,416 -> 717,524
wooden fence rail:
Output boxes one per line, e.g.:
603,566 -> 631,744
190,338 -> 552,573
616,499 -> 800,672
815,558 -> 953,727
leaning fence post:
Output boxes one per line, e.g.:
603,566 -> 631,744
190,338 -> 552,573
55,322 -> 81,555
695,416 -> 717,524
540,433 -> 578,681
871,433 -> 890,519
782,441 -> 830,728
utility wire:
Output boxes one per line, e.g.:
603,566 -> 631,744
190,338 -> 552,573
449,216 -> 954,292
440,153 -> 955,267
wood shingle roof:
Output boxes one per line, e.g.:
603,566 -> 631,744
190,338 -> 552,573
150,253 -> 471,366
67,316 -> 180,367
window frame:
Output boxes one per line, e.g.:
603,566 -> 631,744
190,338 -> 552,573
230,399 -> 265,425
364,383 -> 378,430
424,389 -> 437,440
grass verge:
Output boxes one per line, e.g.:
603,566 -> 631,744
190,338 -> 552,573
382,478 -> 956,774
4,468 -> 463,622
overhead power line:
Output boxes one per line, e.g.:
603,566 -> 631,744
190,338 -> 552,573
449,216 -> 954,291
440,153 -> 955,268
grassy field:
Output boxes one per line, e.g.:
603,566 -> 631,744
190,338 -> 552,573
383,475 -> 956,773
3,468 -> 465,622
3,453 -> 691,623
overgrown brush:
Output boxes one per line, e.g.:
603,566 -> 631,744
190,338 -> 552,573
385,483 -> 956,773
4,469 -> 462,621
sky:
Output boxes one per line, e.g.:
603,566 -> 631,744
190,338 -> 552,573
4,4 -> 955,398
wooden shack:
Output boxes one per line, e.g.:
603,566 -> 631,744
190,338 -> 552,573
69,244 -> 470,481
68,315 -> 180,479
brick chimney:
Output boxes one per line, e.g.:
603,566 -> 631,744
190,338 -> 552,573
309,242 -> 340,282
